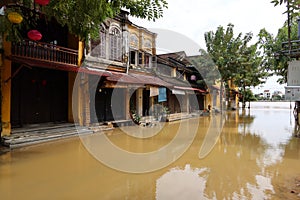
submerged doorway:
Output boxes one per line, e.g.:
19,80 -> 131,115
11,64 -> 68,127
92,87 -> 126,123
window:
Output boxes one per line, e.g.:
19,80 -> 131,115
91,27 -> 106,58
143,39 -> 152,53
139,52 -> 143,65
144,54 -> 152,68
130,50 -> 137,65
109,27 -> 122,61
129,34 -> 138,49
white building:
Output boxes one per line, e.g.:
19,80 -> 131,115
263,90 -> 271,99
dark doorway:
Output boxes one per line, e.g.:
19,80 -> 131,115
143,89 -> 150,116
197,95 -> 205,110
11,64 -> 68,127
93,87 -> 126,123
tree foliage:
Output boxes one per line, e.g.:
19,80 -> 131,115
271,0 -> 300,18
257,17 -> 299,84
239,88 -> 257,103
205,23 -> 269,109
1,0 -> 168,41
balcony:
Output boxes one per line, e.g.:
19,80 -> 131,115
11,40 -> 78,66
281,40 -> 300,58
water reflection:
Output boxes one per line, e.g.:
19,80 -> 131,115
1,102 -> 300,199
156,164 -> 209,200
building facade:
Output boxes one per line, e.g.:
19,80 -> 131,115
1,5 -> 213,136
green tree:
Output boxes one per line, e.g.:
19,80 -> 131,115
234,43 -> 269,108
238,88 -> 257,108
1,0 -> 168,41
205,23 -> 267,110
257,17 -> 299,84
271,0 -> 300,19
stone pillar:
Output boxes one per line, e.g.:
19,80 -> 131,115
125,88 -> 130,120
150,96 -> 154,113
71,72 -> 82,125
82,73 -> 90,126
136,88 -> 143,117
186,95 -> 190,113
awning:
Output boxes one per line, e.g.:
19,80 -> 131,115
106,72 -> 141,84
130,73 -> 172,87
157,75 -> 190,87
78,67 -> 111,76
210,85 -> 220,90
172,89 -> 185,95
174,86 -> 206,93
106,72 -> 172,87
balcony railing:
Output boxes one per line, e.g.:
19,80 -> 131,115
281,40 -> 300,58
11,40 -> 78,66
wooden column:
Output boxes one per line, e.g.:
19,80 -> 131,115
1,39 -> 11,136
68,72 -> 76,123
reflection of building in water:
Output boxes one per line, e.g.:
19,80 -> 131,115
156,165 -> 209,200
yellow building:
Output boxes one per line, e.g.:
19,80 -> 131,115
0,3 -> 94,136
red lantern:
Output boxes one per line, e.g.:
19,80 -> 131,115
34,0 -> 50,6
27,30 -> 42,41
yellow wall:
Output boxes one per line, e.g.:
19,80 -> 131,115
1,38 -> 11,136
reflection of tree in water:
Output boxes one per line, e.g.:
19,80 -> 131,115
204,110 -> 300,199
238,109 -> 256,134
268,135 -> 300,199
293,124 -> 300,137
203,112 -> 273,199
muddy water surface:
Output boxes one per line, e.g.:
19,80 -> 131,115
1,102 -> 300,200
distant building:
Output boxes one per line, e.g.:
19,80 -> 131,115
263,90 -> 271,99
273,90 -> 283,97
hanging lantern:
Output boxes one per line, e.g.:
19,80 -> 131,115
27,30 -> 42,41
34,0 -> 50,6
190,75 -> 196,81
8,12 -> 23,24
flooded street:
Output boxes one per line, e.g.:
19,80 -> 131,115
1,102 -> 300,200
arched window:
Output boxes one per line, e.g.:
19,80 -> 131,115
109,27 -> 122,61
129,34 -> 138,49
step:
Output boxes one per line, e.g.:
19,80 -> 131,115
2,125 -> 93,148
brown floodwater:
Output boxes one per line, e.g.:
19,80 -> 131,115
1,102 -> 300,200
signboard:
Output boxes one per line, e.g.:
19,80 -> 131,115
285,61 -> 300,101
285,86 -> 300,101
158,87 -> 167,102
287,60 -> 300,86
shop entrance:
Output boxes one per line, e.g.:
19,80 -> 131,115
11,65 -> 68,127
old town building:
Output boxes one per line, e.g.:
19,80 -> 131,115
0,4 -> 225,137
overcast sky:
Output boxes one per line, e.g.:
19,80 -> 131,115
130,0 -> 287,50
130,0 -> 288,93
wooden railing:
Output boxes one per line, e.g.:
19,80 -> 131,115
281,40 -> 300,58
11,40 -> 78,66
